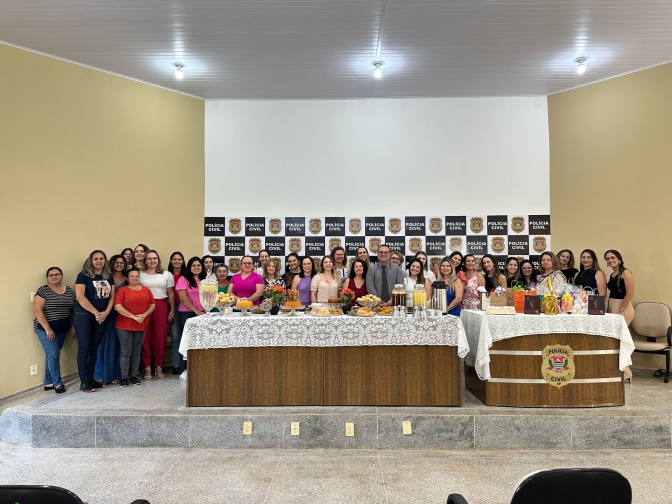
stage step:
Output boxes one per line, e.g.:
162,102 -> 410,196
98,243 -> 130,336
1,369 -> 670,450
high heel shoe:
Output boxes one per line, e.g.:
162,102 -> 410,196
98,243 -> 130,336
623,367 -> 632,383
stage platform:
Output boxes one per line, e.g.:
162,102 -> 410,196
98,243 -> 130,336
1,367 -> 671,450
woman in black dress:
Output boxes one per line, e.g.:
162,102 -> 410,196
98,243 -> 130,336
573,249 -> 606,296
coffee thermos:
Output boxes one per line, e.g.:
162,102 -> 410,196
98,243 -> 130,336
431,281 -> 447,314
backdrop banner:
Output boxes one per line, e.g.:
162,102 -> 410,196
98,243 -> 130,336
203,215 -> 551,275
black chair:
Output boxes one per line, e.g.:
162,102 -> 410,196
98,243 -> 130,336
0,485 -> 150,504
447,468 -> 631,504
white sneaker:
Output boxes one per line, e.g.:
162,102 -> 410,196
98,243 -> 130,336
179,370 -> 187,381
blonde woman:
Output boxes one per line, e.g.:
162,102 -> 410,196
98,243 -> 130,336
139,250 -> 175,380
311,255 -> 341,303
535,251 -> 567,297
263,259 -> 285,288
460,254 -> 485,310
437,257 -> 463,315
74,250 -> 115,392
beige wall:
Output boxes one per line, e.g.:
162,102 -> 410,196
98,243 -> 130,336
0,44 -> 205,398
548,63 -> 672,369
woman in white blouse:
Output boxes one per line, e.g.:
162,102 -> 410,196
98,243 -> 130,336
139,250 -> 175,380
311,255 -> 341,303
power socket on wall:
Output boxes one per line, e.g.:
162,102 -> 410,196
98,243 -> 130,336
30,365 -> 39,375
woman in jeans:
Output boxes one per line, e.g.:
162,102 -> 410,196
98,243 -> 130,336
114,268 -> 155,387
33,267 -> 76,393
74,250 -> 115,392
168,251 -> 187,375
93,255 -> 127,385
175,257 -> 205,381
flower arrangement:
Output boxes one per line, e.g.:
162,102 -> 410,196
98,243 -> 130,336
264,285 -> 286,306
340,287 -> 355,306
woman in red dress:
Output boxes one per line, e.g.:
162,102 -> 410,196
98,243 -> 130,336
341,259 -> 368,306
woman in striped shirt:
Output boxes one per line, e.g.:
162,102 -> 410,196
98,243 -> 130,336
33,267 -> 76,393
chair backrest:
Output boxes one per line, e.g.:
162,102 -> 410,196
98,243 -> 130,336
631,302 -> 672,339
0,485 -> 84,504
510,468 -> 631,504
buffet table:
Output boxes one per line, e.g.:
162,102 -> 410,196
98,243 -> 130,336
180,313 -> 469,407
461,310 -> 635,407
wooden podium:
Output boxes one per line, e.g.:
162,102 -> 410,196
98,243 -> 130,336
465,333 -> 624,407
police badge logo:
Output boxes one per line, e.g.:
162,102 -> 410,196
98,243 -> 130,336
541,345 -> 575,388
510,216 -> 526,234
469,217 -> 484,234
532,236 -> 547,253
348,218 -> 362,235
308,218 -> 322,235
329,237 -> 342,251
228,257 -> 241,274
228,218 -> 242,235
387,218 -> 402,235
313,257 -> 322,271
428,217 -> 442,234
408,237 -> 423,254
429,257 -> 441,272
449,237 -> 463,252
368,237 -> 382,253
268,218 -> 282,235
288,237 -> 302,253
248,238 -> 262,255
207,238 -> 221,254
491,237 -> 506,254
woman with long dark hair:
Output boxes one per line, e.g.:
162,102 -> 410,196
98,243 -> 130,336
168,251 -> 187,375
175,257 -> 205,381
604,250 -> 634,323
121,248 -> 134,270
574,249 -> 607,296
504,257 -> 520,287
291,256 -> 316,306
342,259 -> 368,306
518,260 -> 538,289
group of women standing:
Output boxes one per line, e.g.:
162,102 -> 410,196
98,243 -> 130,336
32,241 -> 635,393
455,248 -> 635,324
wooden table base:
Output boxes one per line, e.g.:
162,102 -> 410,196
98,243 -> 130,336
187,345 -> 462,407
465,333 -> 625,407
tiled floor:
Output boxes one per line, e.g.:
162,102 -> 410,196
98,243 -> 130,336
1,367 -> 671,502
1,443 -> 671,503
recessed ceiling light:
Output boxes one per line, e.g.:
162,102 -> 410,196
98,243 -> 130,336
575,57 -> 587,75
174,63 -> 184,79
373,61 -> 383,79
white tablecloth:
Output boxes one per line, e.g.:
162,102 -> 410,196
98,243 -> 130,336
460,310 -> 635,380
180,313 -> 469,358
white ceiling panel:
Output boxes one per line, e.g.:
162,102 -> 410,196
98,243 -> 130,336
1,0 -> 671,98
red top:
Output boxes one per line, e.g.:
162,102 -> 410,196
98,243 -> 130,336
345,278 -> 368,306
114,286 -> 155,331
